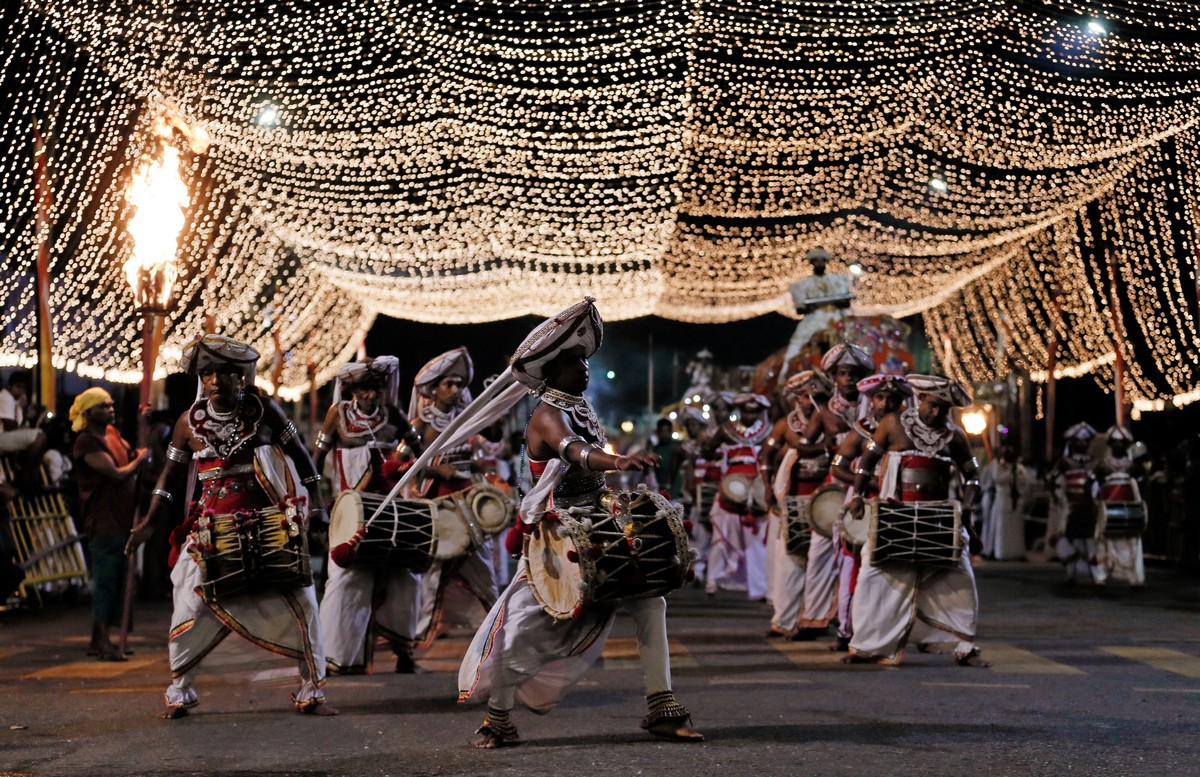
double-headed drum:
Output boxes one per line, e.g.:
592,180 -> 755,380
428,482 -> 517,560
783,495 -> 813,557
840,506 -> 870,552
1096,501 -> 1146,538
329,491 -> 438,571
806,484 -> 846,539
526,489 -> 692,620
196,503 -> 312,601
866,499 -> 962,567
1062,469 -> 1092,505
719,473 -> 766,513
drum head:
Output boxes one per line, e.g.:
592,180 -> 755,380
841,508 -> 869,549
469,483 -> 514,535
526,521 -> 584,620
720,474 -> 752,506
807,484 -> 846,538
750,477 -> 768,511
329,490 -> 365,548
433,500 -> 474,559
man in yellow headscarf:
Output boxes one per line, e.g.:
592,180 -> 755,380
69,387 -> 150,660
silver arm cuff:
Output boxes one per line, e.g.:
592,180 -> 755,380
964,478 -> 981,488
580,446 -> 594,472
166,444 -> 192,463
854,467 -> 873,477
961,456 -> 981,477
830,454 -> 849,469
557,434 -> 586,459
278,421 -> 300,445
152,488 -> 174,503
866,440 -> 885,455
315,431 -> 332,451
798,436 -> 811,446
301,474 -> 322,486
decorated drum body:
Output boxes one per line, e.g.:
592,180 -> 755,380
897,454 -> 953,502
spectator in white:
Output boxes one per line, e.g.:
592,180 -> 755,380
0,371 -> 49,489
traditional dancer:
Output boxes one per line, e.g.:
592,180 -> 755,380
704,393 -> 772,600
458,299 -> 702,747
1094,426 -> 1145,587
410,347 -> 501,644
314,356 -> 426,674
760,370 -> 832,638
844,374 -> 986,667
793,342 -> 873,640
1046,423 -> 1101,584
828,372 -> 911,651
127,335 -> 336,717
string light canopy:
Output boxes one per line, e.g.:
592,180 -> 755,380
0,1 -> 1196,407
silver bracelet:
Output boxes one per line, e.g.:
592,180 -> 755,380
962,456 -> 981,478
830,454 -> 848,469
854,467 -> 872,477
557,434 -> 585,459
315,431 -> 332,451
963,478 -> 981,488
166,444 -> 192,463
579,446 -> 594,472
798,436 -> 811,446
278,421 -> 300,445
301,474 -> 322,486
866,440 -> 885,455
152,488 -> 174,503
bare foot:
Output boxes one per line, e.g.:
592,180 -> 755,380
472,726 -> 520,748
643,716 -> 704,742
841,653 -> 878,665
957,650 -> 990,668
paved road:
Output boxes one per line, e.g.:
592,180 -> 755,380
2,558 -> 1198,777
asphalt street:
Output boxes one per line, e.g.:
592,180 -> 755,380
1,557 -> 1198,777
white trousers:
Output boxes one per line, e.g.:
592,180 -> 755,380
848,536 -> 979,664
768,510 -> 807,632
416,539 -> 499,644
799,532 -> 839,628
165,551 -> 326,708
319,559 -> 419,673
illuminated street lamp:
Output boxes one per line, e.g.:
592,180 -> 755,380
960,405 -> 991,458
123,116 -> 196,438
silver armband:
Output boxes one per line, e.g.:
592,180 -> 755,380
830,454 -> 848,469
580,446 -> 594,472
798,436 -> 812,446
964,478 -> 981,489
300,474 -> 322,486
962,456 -> 981,478
315,431 -> 332,451
557,434 -> 585,459
854,467 -> 872,477
152,488 -> 174,503
866,440 -> 885,455
278,421 -> 300,445
166,444 -> 192,463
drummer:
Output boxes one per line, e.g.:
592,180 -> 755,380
1045,423 -> 1101,585
314,356 -> 427,675
409,347 -> 501,646
793,342 -> 874,641
760,370 -> 832,638
828,372 -> 911,652
844,374 -> 987,667
127,334 -> 336,717
703,392 -> 773,600
458,298 -> 703,747
1094,425 -> 1145,587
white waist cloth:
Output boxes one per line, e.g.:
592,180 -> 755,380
165,540 -> 326,706
458,560 -> 672,713
848,529 -> 978,663
320,559 -> 419,673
